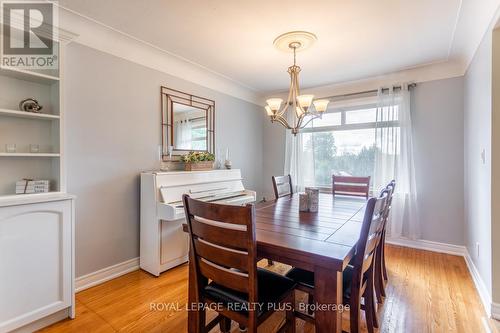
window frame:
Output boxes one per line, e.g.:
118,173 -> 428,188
300,103 -> 400,193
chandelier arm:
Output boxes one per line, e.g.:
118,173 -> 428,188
293,72 -> 308,116
291,70 -> 299,127
276,69 -> 295,119
296,114 -> 306,129
274,115 -> 292,129
299,114 -> 321,129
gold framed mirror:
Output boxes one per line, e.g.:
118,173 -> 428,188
161,87 -> 215,161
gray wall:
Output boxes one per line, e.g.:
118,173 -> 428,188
64,43 -> 264,277
262,117 -> 286,200
412,77 -> 465,245
261,77 -> 466,246
464,29 -> 493,296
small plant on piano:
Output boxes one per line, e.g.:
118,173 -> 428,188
180,151 -> 215,171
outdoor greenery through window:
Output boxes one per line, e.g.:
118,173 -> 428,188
301,105 -> 399,189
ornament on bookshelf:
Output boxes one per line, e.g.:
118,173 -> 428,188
30,144 -> 40,153
5,143 -> 16,153
224,148 -> 232,169
19,98 -> 43,113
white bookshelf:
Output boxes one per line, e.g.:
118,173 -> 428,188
0,22 -> 77,333
0,55 -> 63,196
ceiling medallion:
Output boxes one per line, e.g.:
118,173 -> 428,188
265,31 -> 329,135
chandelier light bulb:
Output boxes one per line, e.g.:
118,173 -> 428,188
265,105 -> 274,116
313,99 -> 330,113
266,98 -> 283,112
297,95 -> 314,110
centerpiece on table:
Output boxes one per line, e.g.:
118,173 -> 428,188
181,151 -> 215,171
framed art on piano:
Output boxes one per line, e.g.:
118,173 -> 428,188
161,87 -> 215,161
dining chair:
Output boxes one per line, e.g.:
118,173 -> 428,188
268,175 -> 294,266
272,175 -> 293,199
285,194 -> 388,333
183,194 -> 296,333
374,180 -> 396,303
332,175 -> 371,199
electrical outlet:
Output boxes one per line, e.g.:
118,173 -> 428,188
476,242 -> 480,258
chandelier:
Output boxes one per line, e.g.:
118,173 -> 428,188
265,31 -> 330,135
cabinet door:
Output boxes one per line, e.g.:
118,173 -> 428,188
0,200 -> 72,333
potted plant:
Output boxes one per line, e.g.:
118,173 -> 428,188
180,151 -> 216,171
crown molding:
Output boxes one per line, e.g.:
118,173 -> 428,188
55,5 -> 262,105
266,59 -> 465,100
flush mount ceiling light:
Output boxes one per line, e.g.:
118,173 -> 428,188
265,31 -> 329,135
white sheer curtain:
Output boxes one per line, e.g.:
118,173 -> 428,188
284,110 -> 314,192
174,119 -> 192,150
373,86 -> 420,239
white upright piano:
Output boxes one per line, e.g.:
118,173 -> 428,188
140,169 -> 256,276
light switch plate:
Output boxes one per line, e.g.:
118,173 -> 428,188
481,149 -> 486,164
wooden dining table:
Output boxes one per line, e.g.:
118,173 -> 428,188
186,193 -> 367,333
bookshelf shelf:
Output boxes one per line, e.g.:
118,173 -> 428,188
0,108 -> 60,120
0,153 -> 60,157
0,66 -> 59,84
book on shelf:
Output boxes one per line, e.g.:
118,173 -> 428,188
15,180 -> 50,194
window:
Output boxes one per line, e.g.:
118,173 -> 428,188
190,118 -> 207,150
300,104 -> 399,189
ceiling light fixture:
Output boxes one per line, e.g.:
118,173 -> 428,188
265,31 -> 329,135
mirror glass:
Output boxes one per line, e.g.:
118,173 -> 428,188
172,103 -> 207,151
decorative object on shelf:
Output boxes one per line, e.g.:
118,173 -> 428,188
19,98 -> 43,113
181,151 -> 215,171
160,145 -> 176,171
29,144 -> 40,153
299,193 -> 309,212
224,148 -> 232,169
15,179 -> 50,194
305,187 -> 319,212
265,31 -> 330,135
168,145 -> 174,160
5,143 -> 16,153
215,148 -> 222,169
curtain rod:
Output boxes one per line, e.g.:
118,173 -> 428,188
321,83 -> 417,100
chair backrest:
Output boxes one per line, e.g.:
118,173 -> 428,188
332,175 -> 370,199
351,193 -> 388,289
380,180 -> 396,221
272,175 -> 293,199
183,195 -> 258,307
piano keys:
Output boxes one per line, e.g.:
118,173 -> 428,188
140,169 -> 256,276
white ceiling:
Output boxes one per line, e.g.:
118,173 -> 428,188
59,0 -> 499,94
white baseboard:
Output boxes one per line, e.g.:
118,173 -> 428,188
386,237 -> 467,256
75,257 -> 139,292
463,251 -> 493,316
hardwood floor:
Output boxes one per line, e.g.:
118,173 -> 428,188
39,245 -> 487,333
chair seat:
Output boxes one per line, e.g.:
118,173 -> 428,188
203,268 -> 296,316
285,265 -> 354,299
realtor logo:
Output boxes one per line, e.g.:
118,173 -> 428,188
1,1 -> 58,69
